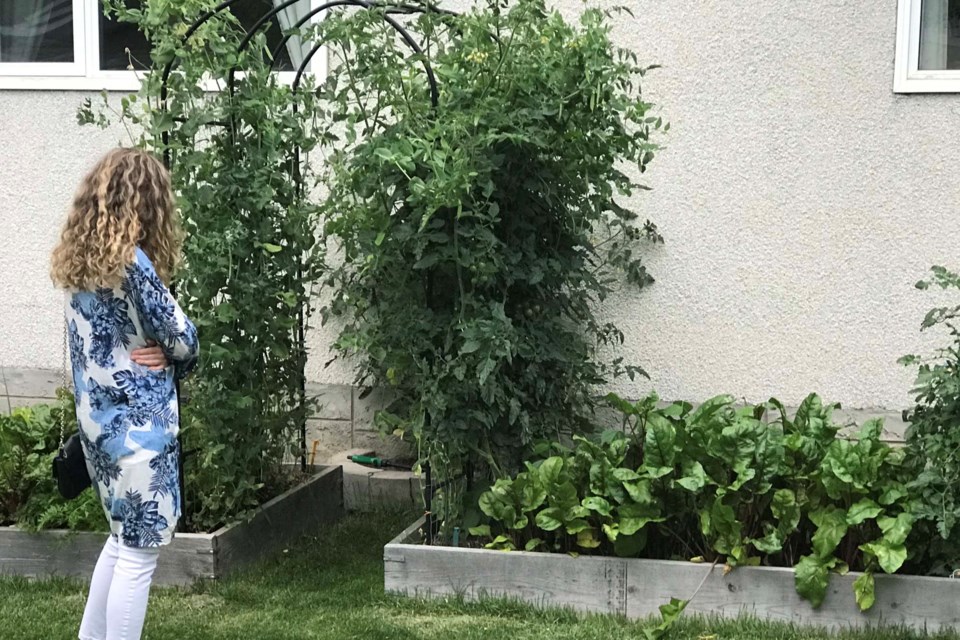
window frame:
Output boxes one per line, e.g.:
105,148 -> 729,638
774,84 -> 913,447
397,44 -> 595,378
0,0 -> 87,79
0,0 -> 325,91
895,0 -> 960,93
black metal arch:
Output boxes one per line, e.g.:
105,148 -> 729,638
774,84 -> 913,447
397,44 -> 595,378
160,0 -> 454,114
158,1 -> 459,477
269,0 -> 460,84
234,0 -> 449,104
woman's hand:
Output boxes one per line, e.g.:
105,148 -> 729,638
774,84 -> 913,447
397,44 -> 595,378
131,340 -> 170,371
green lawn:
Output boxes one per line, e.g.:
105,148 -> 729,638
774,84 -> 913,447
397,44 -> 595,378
1,511 -> 956,640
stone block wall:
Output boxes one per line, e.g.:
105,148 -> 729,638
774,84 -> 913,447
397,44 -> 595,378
0,367 -> 409,461
1,367 -> 909,454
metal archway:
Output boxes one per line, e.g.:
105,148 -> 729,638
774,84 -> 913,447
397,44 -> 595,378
157,1 -> 457,507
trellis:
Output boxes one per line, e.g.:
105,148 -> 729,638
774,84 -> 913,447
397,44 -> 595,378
156,0 -> 453,521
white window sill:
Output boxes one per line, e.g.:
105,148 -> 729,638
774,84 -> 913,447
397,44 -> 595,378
894,72 -> 960,94
0,69 -> 320,93
0,75 -> 143,92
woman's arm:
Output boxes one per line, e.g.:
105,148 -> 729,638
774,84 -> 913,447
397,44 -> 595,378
125,248 -> 199,380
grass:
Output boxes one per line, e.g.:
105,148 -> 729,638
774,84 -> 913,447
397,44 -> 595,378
1,510 -> 957,640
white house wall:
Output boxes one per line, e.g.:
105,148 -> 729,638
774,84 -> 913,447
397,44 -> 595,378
1,1 -> 958,415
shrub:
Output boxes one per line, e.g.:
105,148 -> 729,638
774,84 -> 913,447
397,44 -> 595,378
901,266 -> 960,575
318,0 -> 664,503
81,0 -> 325,530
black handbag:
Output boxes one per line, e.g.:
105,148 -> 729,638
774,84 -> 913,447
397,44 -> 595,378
51,313 -> 91,500
53,432 -> 91,500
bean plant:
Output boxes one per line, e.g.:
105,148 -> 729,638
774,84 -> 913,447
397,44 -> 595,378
80,0 -> 325,531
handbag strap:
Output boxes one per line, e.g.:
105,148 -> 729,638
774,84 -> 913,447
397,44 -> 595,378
58,297 -> 69,451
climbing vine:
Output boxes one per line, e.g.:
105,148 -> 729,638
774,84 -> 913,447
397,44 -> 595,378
80,0 -> 325,530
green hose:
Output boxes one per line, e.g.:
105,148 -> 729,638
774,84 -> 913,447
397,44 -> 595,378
347,455 -> 413,470
348,454 -> 383,468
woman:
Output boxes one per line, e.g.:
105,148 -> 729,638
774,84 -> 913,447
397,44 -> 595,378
51,147 -> 199,640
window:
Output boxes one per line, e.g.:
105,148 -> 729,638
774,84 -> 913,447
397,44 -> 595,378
895,0 -> 960,92
0,0 -> 83,76
0,0 -> 321,91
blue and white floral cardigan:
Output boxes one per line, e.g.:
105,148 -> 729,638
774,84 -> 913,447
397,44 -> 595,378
66,248 -> 198,548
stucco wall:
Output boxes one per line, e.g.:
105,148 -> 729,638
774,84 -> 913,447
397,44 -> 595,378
1,1 -> 958,412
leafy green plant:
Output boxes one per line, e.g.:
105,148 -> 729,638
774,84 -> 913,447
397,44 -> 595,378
901,266 -> 960,576
79,0 -> 325,531
792,418 -> 915,609
470,392 -> 918,612
318,0 -> 664,509
0,392 -> 106,533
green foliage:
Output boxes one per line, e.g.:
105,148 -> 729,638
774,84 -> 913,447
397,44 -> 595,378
79,0 -> 325,530
0,392 -> 107,533
643,597 -> 688,640
900,265 -> 960,575
318,0 -> 663,500
471,392 -> 919,612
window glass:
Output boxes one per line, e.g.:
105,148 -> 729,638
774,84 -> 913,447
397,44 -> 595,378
99,0 -> 310,72
231,0 -> 296,72
0,0 -> 75,63
919,0 -> 960,70
99,6 -> 149,71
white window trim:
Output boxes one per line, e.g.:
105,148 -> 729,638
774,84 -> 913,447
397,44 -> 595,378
895,0 -> 960,93
0,0 -> 326,92
0,0 -> 87,78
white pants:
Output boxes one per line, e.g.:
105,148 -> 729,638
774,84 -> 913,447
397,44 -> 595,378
78,535 -> 160,640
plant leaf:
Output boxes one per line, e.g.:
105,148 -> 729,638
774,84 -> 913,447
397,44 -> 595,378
576,528 -> 602,549
582,496 -> 613,517
614,530 -> 647,557
677,460 -> 707,492
861,541 -> 908,574
535,507 -> 563,532
810,507 -> 848,558
854,572 -> 876,612
795,555 -> 835,608
847,499 -> 883,526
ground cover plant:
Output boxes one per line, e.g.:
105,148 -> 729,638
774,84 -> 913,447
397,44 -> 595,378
470,393 -> 921,613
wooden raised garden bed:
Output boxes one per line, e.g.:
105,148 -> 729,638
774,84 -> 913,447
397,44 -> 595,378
384,517 -> 960,632
0,465 -> 343,586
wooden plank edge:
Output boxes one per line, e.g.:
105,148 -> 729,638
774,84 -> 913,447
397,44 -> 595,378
208,465 -> 342,538
384,519 -> 960,631
0,467 -> 343,586
211,465 -> 344,579
386,515 -> 427,547
383,539 -> 627,616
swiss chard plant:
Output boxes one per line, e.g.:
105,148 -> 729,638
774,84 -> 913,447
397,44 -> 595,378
470,392 -> 918,612
0,392 -> 106,532
317,0 -> 664,513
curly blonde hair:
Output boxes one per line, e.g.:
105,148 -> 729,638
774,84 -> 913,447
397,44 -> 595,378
51,147 -> 183,290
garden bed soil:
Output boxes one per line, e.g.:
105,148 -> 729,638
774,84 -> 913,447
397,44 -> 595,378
0,465 -> 343,586
384,517 -> 960,632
